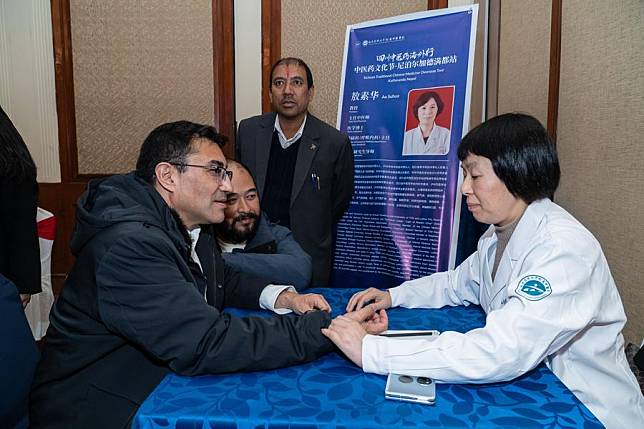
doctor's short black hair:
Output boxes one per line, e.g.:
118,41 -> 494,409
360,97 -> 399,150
457,113 -> 560,203
136,121 -> 227,184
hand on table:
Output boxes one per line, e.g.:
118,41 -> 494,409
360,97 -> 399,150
322,305 -> 389,367
346,287 -> 392,312
345,304 -> 389,335
275,290 -> 331,315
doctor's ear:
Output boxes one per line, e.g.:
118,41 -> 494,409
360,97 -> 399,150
154,162 -> 178,193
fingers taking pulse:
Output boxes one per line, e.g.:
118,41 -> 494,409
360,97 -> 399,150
346,288 -> 392,312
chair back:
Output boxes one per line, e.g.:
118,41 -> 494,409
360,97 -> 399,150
24,208 -> 56,340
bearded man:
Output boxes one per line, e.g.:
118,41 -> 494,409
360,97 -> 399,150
213,159 -> 312,290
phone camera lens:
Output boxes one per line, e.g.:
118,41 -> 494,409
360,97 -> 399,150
417,377 -> 432,385
398,375 -> 413,383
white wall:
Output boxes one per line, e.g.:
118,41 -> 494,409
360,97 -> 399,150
0,0 -> 60,182
234,0 -> 263,124
497,0 -> 551,125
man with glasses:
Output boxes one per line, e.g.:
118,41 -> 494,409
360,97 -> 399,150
30,121 -> 355,428
214,159 -> 312,290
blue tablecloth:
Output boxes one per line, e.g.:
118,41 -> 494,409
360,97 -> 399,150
134,288 -> 602,428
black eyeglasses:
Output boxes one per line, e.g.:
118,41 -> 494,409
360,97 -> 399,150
170,163 -> 233,182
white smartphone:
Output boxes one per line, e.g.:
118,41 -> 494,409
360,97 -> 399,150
379,330 -> 439,339
385,373 -> 436,405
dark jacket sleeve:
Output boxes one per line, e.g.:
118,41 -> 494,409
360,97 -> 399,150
220,252 -> 268,309
0,177 -> 41,294
95,230 -> 333,377
332,134 -> 354,223
222,225 -> 312,290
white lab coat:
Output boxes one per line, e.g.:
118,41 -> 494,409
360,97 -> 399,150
402,124 -> 450,155
362,199 -> 644,428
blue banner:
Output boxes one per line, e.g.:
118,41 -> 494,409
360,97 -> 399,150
332,7 -> 478,287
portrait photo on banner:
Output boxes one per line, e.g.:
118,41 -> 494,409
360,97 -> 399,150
402,86 -> 455,156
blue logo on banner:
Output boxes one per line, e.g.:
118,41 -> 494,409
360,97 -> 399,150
516,275 -> 552,301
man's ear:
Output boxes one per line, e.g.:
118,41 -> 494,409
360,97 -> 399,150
154,162 -> 176,193
307,86 -> 315,103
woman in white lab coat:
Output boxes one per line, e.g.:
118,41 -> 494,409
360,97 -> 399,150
402,91 -> 450,156
323,113 -> 644,428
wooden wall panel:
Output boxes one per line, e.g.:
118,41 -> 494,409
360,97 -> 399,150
47,1 -> 236,296
212,0 -> 237,156
497,0 -> 551,126
280,0 -> 427,126
261,0 -> 281,114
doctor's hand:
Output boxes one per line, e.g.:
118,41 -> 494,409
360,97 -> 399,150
322,314 -> 368,367
344,305 -> 389,335
275,290 -> 332,315
346,288 -> 392,312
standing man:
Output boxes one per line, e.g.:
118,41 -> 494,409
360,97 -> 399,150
236,57 -> 354,287
30,121 -> 339,428
214,159 -> 312,290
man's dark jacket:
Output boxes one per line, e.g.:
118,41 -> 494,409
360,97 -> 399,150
29,173 -> 333,429
237,112 -> 354,286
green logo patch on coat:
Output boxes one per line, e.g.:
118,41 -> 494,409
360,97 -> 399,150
516,275 -> 552,301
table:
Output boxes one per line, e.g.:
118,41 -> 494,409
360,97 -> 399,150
134,288 -> 602,428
